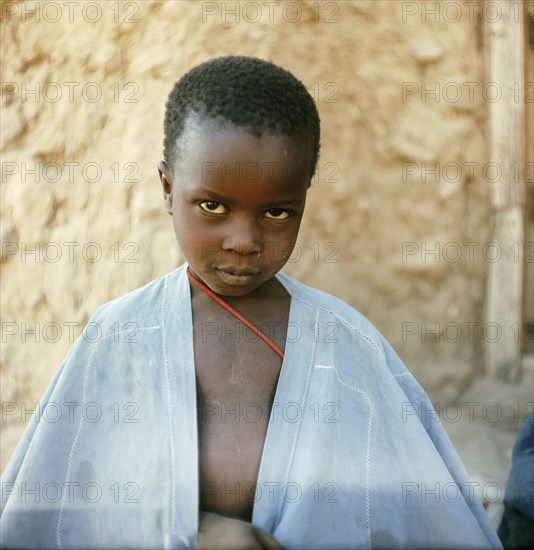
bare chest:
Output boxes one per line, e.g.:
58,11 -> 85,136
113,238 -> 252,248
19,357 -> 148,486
192,295 -> 289,521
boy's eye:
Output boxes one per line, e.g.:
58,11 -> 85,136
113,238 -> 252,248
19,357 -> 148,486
199,201 -> 226,214
264,208 -> 290,220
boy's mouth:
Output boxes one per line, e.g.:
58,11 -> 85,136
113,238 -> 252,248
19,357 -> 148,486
215,267 -> 259,286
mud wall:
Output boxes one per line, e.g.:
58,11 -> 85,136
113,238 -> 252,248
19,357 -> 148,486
1,0 -> 493,470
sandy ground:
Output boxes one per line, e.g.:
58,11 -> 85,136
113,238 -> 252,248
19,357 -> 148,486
439,354 -> 534,530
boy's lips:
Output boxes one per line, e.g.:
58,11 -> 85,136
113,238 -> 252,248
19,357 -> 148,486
216,266 -> 259,276
215,267 -> 260,286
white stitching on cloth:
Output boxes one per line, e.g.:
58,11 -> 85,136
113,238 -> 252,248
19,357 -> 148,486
56,275 -> 192,548
160,275 -> 177,531
56,327 -> 160,548
57,341 -> 96,550
161,275 -> 191,547
96,325 -> 160,342
275,308 -> 320,528
312,363 -> 375,550
291,295 -> 384,357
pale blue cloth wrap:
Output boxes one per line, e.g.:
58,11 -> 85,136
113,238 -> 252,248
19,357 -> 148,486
0,265 -> 502,549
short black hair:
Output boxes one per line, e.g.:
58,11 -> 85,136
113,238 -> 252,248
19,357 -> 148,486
163,56 -> 320,175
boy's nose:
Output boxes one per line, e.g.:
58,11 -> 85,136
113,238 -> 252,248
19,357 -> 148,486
221,220 -> 262,256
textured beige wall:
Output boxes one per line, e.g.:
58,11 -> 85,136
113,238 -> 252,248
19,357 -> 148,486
1,0 -> 493,471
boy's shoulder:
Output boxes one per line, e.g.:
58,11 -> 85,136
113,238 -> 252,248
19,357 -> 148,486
278,271 -> 414,378
89,266 -> 184,327
277,271 -> 386,347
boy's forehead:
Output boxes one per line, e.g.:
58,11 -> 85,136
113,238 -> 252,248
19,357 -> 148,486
172,114 -> 311,174
176,115 -> 256,158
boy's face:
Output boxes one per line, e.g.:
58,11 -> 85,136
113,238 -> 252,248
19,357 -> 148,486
158,117 -> 312,297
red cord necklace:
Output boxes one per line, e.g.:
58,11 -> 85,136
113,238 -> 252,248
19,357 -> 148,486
186,267 -> 285,360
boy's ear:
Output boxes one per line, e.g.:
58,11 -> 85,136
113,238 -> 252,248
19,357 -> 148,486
157,160 -> 174,215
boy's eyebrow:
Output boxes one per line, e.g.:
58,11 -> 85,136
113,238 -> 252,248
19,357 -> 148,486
186,187 -> 228,201
266,198 -> 305,207
187,186 -> 305,206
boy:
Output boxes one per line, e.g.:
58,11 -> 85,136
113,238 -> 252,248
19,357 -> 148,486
0,56 -> 501,549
